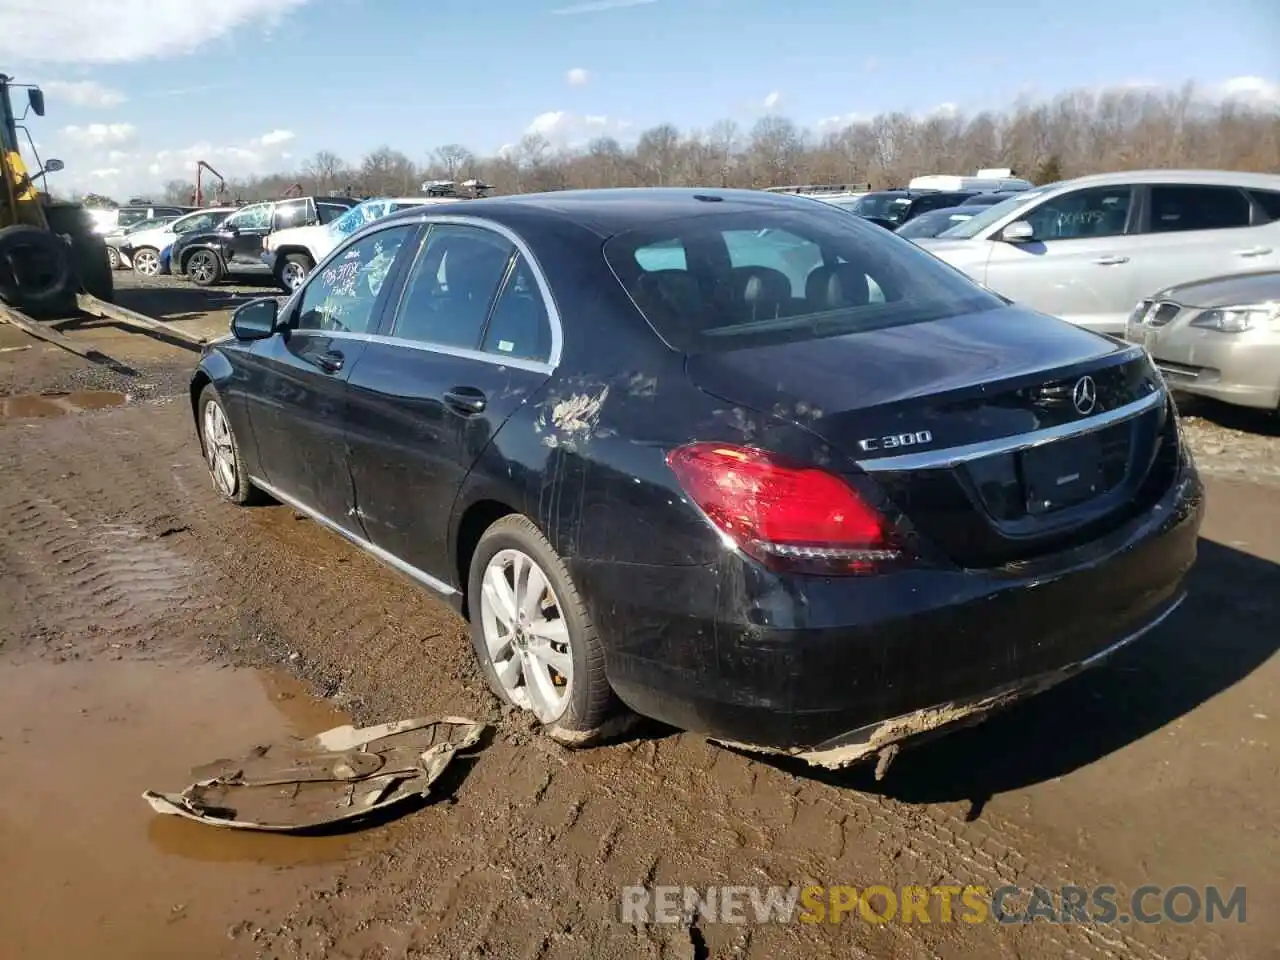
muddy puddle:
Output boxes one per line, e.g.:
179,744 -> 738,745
0,390 -> 127,419
0,660 -> 381,959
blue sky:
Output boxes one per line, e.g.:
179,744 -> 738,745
2,0 -> 1276,199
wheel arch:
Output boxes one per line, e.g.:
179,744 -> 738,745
189,353 -> 234,453
180,242 -> 227,274
453,498 -> 520,621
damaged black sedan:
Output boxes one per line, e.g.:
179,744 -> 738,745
190,188 -> 1203,771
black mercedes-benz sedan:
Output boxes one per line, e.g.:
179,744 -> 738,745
189,187 -> 1203,770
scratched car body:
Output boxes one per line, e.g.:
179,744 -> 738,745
189,188 -> 1204,770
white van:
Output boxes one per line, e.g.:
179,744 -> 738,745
908,174 -> 1034,193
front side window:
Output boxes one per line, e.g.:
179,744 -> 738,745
605,206 -> 1001,354
117,209 -> 145,228
390,224 -> 515,348
225,204 -> 272,231
294,225 -> 417,334
172,210 -> 220,234
1017,186 -> 1133,241
273,198 -> 310,231
1146,185 -> 1252,233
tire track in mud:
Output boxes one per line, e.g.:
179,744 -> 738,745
0,404 -> 1217,960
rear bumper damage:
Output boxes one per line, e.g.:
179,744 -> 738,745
714,591 -> 1186,771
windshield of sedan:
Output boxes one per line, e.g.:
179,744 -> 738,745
851,193 -> 913,221
603,206 -> 1003,354
894,208 -> 975,239
937,186 -> 1054,238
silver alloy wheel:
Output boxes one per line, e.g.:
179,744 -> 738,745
107,247 -> 120,269
188,252 -> 216,283
202,399 -> 236,497
479,548 -> 573,723
281,260 -> 308,290
132,249 -> 159,276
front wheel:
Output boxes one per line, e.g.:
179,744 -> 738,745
107,247 -> 121,270
186,249 -> 222,286
467,514 -> 617,745
277,252 -> 314,293
198,384 -> 264,505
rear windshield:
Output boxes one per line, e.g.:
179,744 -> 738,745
602,206 -> 1002,354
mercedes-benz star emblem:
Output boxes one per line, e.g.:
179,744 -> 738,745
1072,375 -> 1097,415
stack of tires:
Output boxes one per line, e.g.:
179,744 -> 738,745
0,202 -> 113,317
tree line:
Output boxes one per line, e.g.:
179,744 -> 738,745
151,83 -> 1278,205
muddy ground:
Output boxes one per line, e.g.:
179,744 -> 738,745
1,274 -> 1277,960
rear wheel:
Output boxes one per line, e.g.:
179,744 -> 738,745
186,249 -> 222,286
131,246 -> 160,277
467,514 -> 617,746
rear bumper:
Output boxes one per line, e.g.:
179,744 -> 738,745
576,453 -> 1203,762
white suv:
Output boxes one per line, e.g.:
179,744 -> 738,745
263,196 -> 459,292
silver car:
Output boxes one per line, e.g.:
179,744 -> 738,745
917,170 -> 1280,336
1125,270 -> 1280,411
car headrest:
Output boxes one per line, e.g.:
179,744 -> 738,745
717,266 -> 792,308
806,263 -> 871,309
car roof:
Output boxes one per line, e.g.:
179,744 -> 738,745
1052,169 -> 1280,190
377,187 -> 839,238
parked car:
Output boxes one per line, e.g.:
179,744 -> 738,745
172,195 -> 358,286
190,187 -> 1201,769
1125,270 -> 1280,411
917,170 -> 1280,335
958,191 -> 1022,207
894,206 -> 979,240
263,196 -> 456,293
849,190 -> 979,226
118,206 -> 237,277
92,203 -> 195,236
104,216 -> 178,270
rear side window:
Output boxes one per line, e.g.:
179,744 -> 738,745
1147,185 -> 1251,233
391,224 -> 514,349
117,209 -> 145,228
1248,190 -> 1280,222
604,206 -> 1002,354
317,202 -> 350,224
480,255 -> 553,362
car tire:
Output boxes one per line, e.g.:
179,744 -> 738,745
277,252 -> 314,293
131,246 -> 160,277
107,246 -> 121,270
467,514 -> 616,746
186,249 -> 222,286
197,383 -> 264,506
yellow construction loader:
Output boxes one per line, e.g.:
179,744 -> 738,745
1,72 -> 114,316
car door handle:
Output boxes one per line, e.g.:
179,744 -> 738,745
313,350 -> 344,373
443,386 -> 487,415
1233,246 -> 1272,257
1092,256 -> 1129,265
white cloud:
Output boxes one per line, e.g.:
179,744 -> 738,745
762,90 -> 782,110
43,79 -> 127,108
925,102 -> 959,119
61,123 -> 137,147
524,110 -> 629,148
43,127 -> 297,201
1211,76 -> 1280,108
254,129 -> 295,147
550,0 -> 657,14
0,0 -> 313,64
815,111 -> 869,132
566,67 -> 590,87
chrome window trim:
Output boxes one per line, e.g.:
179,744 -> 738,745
249,475 -> 459,599
857,385 -> 1165,473
288,213 -> 563,374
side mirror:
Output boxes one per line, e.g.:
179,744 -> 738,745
230,298 -> 279,341
28,88 -> 45,117
1001,220 -> 1035,243
43,158 -> 64,173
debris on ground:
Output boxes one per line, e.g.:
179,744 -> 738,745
143,717 -> 486,832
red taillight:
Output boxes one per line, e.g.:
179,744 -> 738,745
666,442 -> 901,575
